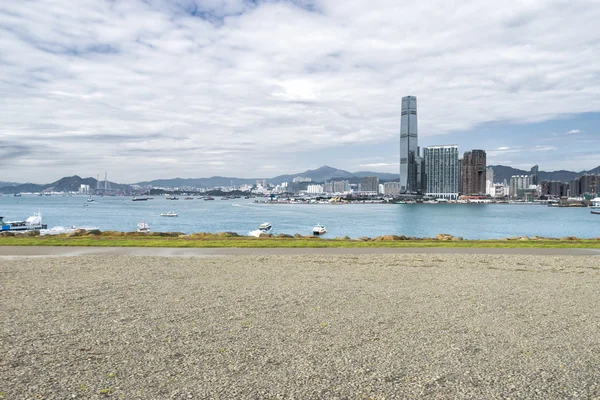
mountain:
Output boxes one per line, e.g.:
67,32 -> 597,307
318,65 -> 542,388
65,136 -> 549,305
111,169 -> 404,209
490,165 -> 600,184
135,177 -> 257,188
0,181 -> 20,188
0,176 -> 131,194
269,166 -> 356,184
135,166 -> 397,188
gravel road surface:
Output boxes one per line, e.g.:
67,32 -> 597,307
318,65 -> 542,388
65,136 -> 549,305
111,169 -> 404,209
2,254 -> 600,399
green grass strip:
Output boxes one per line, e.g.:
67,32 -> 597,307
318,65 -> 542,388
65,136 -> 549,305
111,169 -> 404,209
0,236 -> 599,248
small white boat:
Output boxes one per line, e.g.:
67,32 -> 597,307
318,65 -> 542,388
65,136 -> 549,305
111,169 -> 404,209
137,222 -> 150,232
591,210 -> 600,215
258,222 -> 272,232
87,196 -> 95,202
160,211 -> 178,217
313,223 -> 327,235
591,197 -> 600,209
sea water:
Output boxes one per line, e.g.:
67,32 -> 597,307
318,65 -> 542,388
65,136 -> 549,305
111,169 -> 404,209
1,195 -> 598,239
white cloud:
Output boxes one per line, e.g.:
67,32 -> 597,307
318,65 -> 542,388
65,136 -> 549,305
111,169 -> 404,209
567,129 -> 581,134
1,0 -> 600,181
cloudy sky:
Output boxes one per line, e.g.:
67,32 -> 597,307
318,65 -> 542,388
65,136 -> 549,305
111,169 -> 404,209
1,0 -> 599,183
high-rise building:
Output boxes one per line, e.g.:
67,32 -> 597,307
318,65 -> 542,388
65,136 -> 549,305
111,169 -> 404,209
383,181 -> 401,196
485,167 -> 494,196
530,165 -> 539,186
424,145 -> 460,199
360,176 -> 379,193
570,174 -> 599,196
399,95 -> 419,193
509,175 -> 530,198
460,150 -> 487,195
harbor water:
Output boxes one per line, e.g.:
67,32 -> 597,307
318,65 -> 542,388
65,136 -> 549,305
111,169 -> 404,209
1,195 -> 599,239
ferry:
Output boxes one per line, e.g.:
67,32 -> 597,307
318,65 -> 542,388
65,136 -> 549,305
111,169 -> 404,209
166,196 -> 179,200
132,196 -> 150,201
591,197 -> 600,209
312,224 -> 327,235
1,212 -> 47,232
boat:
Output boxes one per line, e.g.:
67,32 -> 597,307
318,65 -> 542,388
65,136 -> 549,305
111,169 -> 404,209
1,212 -> 47,232
591,210 -> 600,215
160,211 -> 178,217
137,222 -> 151,232
166,196 -> 179,200
258,222 -> 272,232
591,197 -> 600,209
40,225 -> 99,236
132,197 -> 149,201
184,197 -> 194,200
87,196 -> 95,202
204,197 -> 215,201
312,224 -> 327,235
13,193 -> 21,197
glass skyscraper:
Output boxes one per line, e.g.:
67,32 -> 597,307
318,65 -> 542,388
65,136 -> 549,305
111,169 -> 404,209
399,95 -> 419,193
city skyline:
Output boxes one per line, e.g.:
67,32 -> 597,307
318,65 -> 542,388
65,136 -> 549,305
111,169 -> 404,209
1,1 -> 600,182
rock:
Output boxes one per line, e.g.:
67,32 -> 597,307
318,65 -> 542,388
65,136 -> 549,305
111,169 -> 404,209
451,236 -> 463,241
337,236 -> 351,240
373,236 -> 384,241
396,235 -> 408,240
259,233 -> 273,238
276,234 -> 293,238
435,233 -> 454,241
562,236 -> 578,241
215,232 -> 240,237
357,237 -> 371,241
382,235 -> 399,241
519,236 -> 530,241
293,234 -> 303,238
0,231 -> 16,237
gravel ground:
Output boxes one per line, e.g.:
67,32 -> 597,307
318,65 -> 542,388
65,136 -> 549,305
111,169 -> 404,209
2,254 -> 600,399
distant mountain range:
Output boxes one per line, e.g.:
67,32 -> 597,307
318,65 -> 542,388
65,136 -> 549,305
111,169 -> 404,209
134,166 -> 401,188
0,176 -> 130,194
489,165 -> 600,184
0,181 -> 20,188
2,164 -> 599,193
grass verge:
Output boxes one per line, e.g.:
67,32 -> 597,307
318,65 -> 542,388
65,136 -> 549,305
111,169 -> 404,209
0,236 -> 599,248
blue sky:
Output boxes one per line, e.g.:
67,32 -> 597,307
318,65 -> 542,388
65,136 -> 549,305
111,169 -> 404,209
0,0 -> 599,183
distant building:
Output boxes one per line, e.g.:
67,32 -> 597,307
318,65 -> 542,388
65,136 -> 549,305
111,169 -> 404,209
509,175 -> 530,198
541,180 -> 568,197
485,167 -> 494,196
334,180 -> 349,193
360,176 -> 379,193
460,150 -> 487,195
256,179 -> 267,188
383,181 -> 401,196
530,165 -> 539,186
424,145 -> 460,199
286,182 -> 300,194
570,174 -> 599,197
292,176 -> 312,183
306,184 -> 323,194
399,95 -> 420,194
79,184 -> 90,194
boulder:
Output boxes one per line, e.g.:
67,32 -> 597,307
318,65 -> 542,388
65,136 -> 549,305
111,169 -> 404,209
519,236 -> 530,241
293,233 -> 303,238
562,236 -> 578,241
276,234 -> 293,238
259,233 -> 273,238
435,233 -> 454,241
357,237 -> 371,241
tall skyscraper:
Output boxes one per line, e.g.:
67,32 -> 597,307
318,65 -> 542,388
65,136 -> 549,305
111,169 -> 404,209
530,165 -> 539,186
399,95 -> 419,193
424,145 -> 460,199
460,150 -> 487,195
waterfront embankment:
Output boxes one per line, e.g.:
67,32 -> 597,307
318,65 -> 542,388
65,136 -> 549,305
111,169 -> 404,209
2,253 -> 600,398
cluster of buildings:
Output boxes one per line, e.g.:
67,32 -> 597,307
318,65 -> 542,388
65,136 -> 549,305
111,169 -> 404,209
399,96 -> 489,199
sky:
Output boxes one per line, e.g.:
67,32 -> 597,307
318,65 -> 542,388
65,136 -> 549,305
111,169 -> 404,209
1,0 -> 599,183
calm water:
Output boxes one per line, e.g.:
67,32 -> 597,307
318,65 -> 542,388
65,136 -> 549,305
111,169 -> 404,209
1,195 -> 598,239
